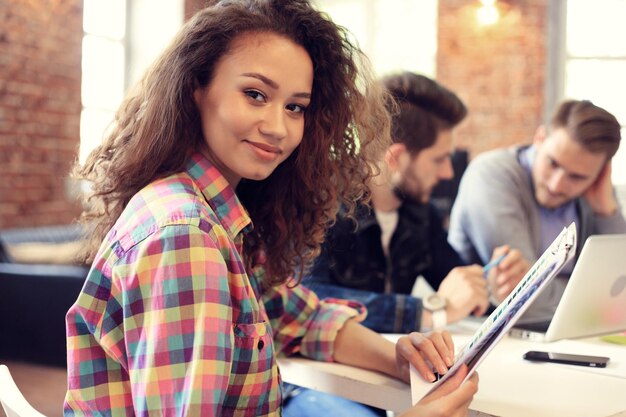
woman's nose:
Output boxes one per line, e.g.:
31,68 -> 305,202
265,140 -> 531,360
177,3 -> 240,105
259,106 -> 287,139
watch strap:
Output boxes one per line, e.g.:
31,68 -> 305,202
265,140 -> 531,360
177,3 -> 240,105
432,308 -> 447,331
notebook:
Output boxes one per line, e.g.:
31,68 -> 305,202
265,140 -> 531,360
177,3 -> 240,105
411,223 -> 577,403
509,233 -> 626,342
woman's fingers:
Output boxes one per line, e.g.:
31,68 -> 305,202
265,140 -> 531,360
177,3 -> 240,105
398,334 -> 437,382
408,332 -> 450,378
428,331 -> 455,368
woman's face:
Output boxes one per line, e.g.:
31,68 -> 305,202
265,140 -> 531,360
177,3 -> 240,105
194,32 -> 313,186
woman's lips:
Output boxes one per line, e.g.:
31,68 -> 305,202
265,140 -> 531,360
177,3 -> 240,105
245,140 -> 282,161
247,140 -> 281,154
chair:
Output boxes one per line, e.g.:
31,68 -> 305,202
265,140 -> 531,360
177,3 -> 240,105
0,364 -> 46,417
0,225 -> 89,366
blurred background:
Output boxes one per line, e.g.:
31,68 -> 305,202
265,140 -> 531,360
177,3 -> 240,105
1,0 -> 626,230
1,1 -> 626,416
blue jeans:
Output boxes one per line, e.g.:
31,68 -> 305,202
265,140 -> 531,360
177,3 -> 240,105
282,386 -> 386,417
301,279 -> 423,334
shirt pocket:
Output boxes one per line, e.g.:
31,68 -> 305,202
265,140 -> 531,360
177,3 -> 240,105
223,321 -> 280,415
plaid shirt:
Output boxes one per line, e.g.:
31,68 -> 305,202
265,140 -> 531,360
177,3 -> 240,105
65,153 -> 364,417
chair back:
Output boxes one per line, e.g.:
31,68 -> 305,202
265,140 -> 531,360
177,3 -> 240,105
0,239 -> 13,263
0,365 -> 47,417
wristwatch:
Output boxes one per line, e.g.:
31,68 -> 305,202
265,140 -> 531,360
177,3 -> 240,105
423,293 -> 448,331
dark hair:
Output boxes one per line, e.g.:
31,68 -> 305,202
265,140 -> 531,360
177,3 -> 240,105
381,72 -> 467,155
75,0 -> 390,285
550,99 -> 621,159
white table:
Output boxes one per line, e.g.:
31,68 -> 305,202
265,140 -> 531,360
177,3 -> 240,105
278,322 -> 626,417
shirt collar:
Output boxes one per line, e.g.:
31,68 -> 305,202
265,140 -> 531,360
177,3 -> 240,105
186,152 -> 252,239
355,198 -> 428,233
518,144 -> 536,174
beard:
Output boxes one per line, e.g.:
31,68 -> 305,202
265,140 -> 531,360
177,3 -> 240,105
392,182 -> 429,204
535,186 -> 570,209
390,166 -> 432,204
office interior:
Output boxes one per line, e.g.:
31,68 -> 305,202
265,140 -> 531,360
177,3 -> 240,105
1,1 -> 625,416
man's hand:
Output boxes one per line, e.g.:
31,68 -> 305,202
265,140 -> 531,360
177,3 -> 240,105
584,161 -> 618,217
486,245 -> 530,303
438,265 -> 489,323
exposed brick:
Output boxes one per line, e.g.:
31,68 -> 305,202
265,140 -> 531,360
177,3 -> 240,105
0,0 -> 83,228
185,0 -> 209,20
438,0 -> 547,158
1,0 -> 550,228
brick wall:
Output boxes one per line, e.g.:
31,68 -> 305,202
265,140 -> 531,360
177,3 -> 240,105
0,0 -> 83,229
437,0 -> 548,158
0,0 -> 549,229
185,0 -> 209,20
0,0 -> 212,230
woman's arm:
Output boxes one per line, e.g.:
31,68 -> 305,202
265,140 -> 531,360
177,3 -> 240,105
333,319 -> 454,383
334,321 -> 478,417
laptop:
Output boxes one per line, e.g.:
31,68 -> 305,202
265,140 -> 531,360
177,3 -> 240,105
509,234 -> 626,342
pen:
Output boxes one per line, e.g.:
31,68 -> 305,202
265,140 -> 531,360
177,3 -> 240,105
483,253 -> 507,277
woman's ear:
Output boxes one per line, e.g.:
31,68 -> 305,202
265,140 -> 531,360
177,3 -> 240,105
193,87 -> 204,107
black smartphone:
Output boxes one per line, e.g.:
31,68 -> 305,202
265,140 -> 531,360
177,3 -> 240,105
523,350 -> 610,368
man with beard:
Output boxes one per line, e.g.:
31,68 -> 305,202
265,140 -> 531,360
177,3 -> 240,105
302,72 -> 527,334
448,99 -> 626,322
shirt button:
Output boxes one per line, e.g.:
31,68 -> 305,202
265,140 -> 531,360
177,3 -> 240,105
258,340 -> 264,350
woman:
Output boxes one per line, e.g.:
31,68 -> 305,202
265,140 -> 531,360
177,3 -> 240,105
65,1 -> 477,416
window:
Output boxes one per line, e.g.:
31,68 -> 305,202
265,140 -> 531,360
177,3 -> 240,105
314,0 -> 438,78
80,0 -> 183,163
561,0 -> 626,185
80,0 -> 126,163
80,1 -> 436,161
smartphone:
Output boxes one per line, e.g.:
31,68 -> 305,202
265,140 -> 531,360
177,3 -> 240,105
523,350 -> 609,368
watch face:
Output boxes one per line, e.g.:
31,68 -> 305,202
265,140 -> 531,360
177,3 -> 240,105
424,294 -> 447,311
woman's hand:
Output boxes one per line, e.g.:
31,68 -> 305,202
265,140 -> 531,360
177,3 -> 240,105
398,364 -> 479,417
395,331 -> 455,384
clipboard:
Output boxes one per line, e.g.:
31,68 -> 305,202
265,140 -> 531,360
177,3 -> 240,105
411,222 -> 577,402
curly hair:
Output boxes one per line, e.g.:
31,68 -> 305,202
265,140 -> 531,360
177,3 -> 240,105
75,0 -> 391,286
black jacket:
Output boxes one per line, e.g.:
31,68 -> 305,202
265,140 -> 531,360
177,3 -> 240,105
303,200 -> 464,333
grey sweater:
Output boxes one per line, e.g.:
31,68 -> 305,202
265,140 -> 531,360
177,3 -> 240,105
448,146 -> 626,321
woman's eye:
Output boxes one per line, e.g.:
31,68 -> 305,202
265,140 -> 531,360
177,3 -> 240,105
287,103 -> 307,114
245,90 -> 266,102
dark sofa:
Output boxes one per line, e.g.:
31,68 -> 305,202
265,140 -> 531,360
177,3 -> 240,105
0,225 -> 89,367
